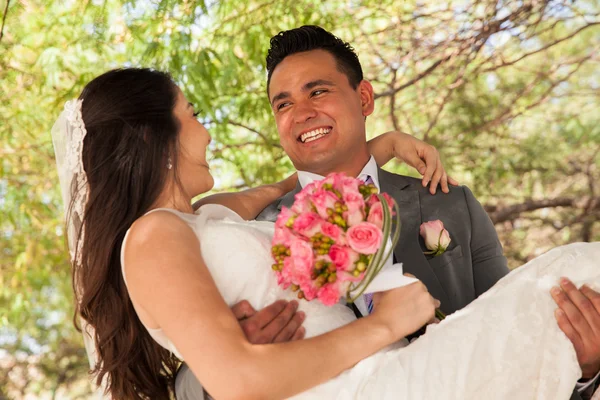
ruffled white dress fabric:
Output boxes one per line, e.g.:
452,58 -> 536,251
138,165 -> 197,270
121,204 -> 600,400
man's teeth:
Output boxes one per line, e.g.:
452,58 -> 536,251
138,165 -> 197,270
300,128 -> 332,143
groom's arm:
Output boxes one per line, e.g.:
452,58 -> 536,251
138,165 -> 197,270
462,186 -> 510,296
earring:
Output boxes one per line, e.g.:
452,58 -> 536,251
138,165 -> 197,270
167,157 -> 173,170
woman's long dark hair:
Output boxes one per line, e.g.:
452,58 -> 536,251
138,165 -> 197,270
70,68 -> 182,398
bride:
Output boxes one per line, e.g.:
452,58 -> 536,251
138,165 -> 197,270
53,68 -> 599,400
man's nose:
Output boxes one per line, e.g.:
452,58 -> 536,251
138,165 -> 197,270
292,102 -> 317,124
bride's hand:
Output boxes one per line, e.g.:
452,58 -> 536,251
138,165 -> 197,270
367,131 -> 459,194
369,280 -> 439,341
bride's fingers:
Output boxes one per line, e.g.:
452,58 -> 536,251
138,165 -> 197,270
448,176 -> 460,186
429,160 -> 444,195
420,149 -> 438,188
440,172 -> 450,194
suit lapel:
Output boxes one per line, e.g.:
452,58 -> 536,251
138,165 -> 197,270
378,169 -> 452,311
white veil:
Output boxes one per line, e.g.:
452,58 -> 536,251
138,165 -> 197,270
51,99 -> 108,398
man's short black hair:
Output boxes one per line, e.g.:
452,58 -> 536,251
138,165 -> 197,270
266,25 -> 363,93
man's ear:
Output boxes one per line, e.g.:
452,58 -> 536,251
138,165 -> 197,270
359,80 -> 375,117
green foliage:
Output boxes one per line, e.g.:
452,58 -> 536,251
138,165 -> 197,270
0,0 -> 598,397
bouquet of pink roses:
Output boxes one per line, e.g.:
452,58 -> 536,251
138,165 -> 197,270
271,172 -> 401,306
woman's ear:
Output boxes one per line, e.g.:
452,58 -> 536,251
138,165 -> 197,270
359,80 -> 375,117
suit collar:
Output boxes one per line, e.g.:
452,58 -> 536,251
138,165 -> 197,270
297,156 -> 381,190
280,168 -> 413,210
378,168 -> 413,191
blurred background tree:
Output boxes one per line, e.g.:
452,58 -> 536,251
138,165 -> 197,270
0,0 -> 598,397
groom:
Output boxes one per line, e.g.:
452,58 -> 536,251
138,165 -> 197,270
176,26 -> 599,399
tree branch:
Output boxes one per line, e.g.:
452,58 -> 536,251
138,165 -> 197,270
224,119 -> 281,148
481,22 -> 600,73
486,196 -> 600,224
0,0 -> 10,44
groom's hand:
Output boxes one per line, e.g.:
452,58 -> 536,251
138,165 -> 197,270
551,278 -> 600,379
231,300 -> 306,344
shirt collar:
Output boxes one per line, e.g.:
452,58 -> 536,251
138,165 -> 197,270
297,156 -> 380,191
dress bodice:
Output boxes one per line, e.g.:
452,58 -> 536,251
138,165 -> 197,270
121,204 -> 357,360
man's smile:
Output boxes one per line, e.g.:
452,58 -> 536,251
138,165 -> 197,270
297,126 -> 333,143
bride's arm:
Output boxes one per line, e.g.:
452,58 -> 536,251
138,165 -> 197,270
193,173 -> 297,220
124,212 -> 434,400
197,131 -> 455,218
368,131 -> 459,194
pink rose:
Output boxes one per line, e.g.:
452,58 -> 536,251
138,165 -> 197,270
367,193 -> 396,218
346,222 -> 383,255
366,194 -> 378,207
321,221 -> 344,243
381,193 -> 395,214
300,280 -> 319,301
275,207 -> 296,229
292,212 -> 323,239
311,189 -> 340,219
278,257 -> 297,287
366,201 -> 383,229
420,220 -> 451,254
278,259 -> 291,285
343,191 -> 365,211
329,244 -> 359,271
343,209 -> 363,227
304,180 -> 322,194
272,226 -> 295,247
276,271 -> 288,288
343,191 -> 365,226
291,190 -> 312,214
281,239 -> 314,289
320,173 -> 342,188
289,239 -> 314,272
317,284 -> 342,306
340,175 -> 360,194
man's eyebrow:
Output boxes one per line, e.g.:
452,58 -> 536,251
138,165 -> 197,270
270,91 -> 290,106
303,79 -> 335,90
270,80 -> 335,106
187,102 -> 194,109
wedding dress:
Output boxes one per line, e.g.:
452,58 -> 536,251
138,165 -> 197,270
121,204 -> 600,400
